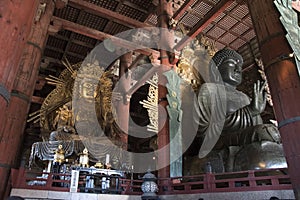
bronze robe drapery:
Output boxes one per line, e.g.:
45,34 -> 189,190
194,83 -> 263,158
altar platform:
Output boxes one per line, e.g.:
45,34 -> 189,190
10,167 -> 295,200
10,188 -> 294,200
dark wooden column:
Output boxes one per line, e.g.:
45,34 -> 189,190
0,0 -> 39,197
157,0 -> 174,180
247,0 -> 300,198
116,52 -> 132,149
0,0 -> 38,126
0,0 -> 54,198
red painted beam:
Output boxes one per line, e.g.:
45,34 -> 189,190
34,76 -> 47,91
173,0 -> 196,21
292,0 -> 300,12
31,96 -> 44,104
128,54 -> 145,70
51,16 -> 159,56
68,0 -> 151,28
174,0 -> 234,51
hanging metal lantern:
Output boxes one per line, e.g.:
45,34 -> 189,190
141,170 -> 159,200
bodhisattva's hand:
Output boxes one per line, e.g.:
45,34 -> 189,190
249,80 -> 267,116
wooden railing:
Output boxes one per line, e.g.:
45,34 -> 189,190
119,178 -> 143,195
12,168 -> 71,192
12,168 -> 292,196
156,168 -> 292,195
12,168 -> 124,194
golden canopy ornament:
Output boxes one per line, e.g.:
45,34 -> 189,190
177,34 -> 217,92
27,58 -> 78,133
140,73 -> 159,133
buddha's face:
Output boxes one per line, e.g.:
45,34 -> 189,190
218,58 -> 242,87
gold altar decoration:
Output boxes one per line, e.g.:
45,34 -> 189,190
140,73 -> 159,133
28,58 -> 79,132
54,144 -> 65,164
255,58 -> 273,106
79,148 -> 89,168
94,161 -> 104,169
29,140 -> 82,167
53,102 -> 74,130
177,34 -> 217,92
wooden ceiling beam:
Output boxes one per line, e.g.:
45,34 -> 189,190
68,0 -> 151,28
173,0 -> 196,20
103,0 -> 125,33
205,35 -> 223,45
122,0 -> 148,14
292,1 -> 300,12
205,34 -> 235,49
51,16 -> 159,57
174,0 -> 234,51
35,76 -> 47,91
45,45 -> 86,60
70,39 -> 95,49
52,34 -> 95,49
62,10 -> 84,60
224,10 -> 252,28
211,21 -> 248,43
129,54 -> 146,70
45,45 -> 65,53
42,56 -> 63,66
202,0 -> 216,7
31,96 -> 45,104
64,51 -> 86,60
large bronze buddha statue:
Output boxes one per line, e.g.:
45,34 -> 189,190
193,48 -> 285,172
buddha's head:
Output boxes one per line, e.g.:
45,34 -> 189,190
212,48 -> 243,87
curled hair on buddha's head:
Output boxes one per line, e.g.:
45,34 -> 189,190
212,48 -> 243,69
207,48 -> 243,83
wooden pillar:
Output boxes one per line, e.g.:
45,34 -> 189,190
247,0 -> 300,198
0,0 -> 54,198
157,0 -> 174,180
115,52 -> 132,149
0,0 -> 39,197
0,0 -> 38,128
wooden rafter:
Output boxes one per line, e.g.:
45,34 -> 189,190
52,34 -> 95,49
68,0 -> 151,28
62,10 -> 85,60
129,54 -> 145,70
173,0 -> 197,20
31,96 -> 45,104
35,76 -> 47,91
103,0 -> 126,33
174,0 -> 234,51
42,56 -> 63,66
122,0 -> 149,14
51,16 -> 159,56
